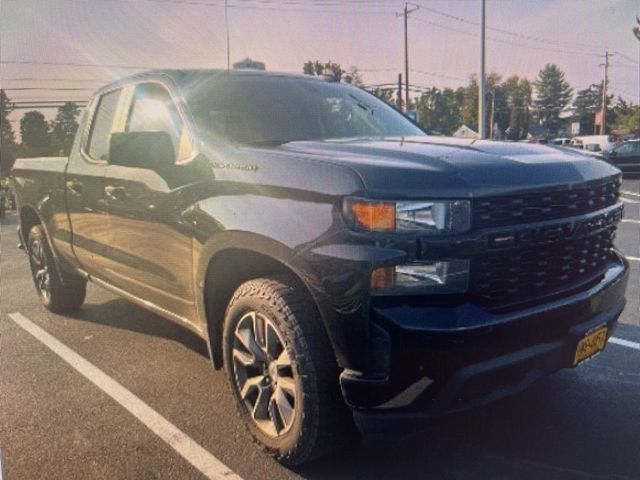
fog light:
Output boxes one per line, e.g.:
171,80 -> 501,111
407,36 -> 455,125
371,260 -> 469,295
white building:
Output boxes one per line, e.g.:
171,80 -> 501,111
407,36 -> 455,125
453,125 -> 478,139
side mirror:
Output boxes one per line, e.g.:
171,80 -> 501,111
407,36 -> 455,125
608,150 -> 617,157
109,132 -> 175,170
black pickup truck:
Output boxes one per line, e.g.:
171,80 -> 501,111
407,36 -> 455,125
11,69 -> 629,465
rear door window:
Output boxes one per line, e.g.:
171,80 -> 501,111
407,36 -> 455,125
86,89 -> 123,161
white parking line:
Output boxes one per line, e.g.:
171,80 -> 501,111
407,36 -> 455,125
622,219 -> 640,224
621,190 -> 640,198
626,256 -> 640,262
610,337 -> 640,351
622,197 -> 640,204
8,312 -> 243,480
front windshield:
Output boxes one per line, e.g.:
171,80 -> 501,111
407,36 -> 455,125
187,75 -> 424,145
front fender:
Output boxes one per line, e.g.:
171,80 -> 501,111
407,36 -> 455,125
191,191 -> 378,371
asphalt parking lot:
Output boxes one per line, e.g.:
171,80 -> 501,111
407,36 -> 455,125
1,179 -> 639,480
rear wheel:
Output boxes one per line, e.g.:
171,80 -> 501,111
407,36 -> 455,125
222,275 -> 350,465
27,225 -> 87,313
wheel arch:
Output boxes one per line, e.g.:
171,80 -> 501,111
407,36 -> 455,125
19,205 -> 43,245
19,205 -> 69,280
198,237 -> 329,370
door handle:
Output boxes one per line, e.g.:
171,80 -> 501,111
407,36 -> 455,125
66,180 -> 83,195
104,185 -> 126,200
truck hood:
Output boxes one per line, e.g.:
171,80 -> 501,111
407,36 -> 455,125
280,136 -> 620,198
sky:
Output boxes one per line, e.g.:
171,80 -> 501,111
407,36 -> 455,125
1,0 -> 639,132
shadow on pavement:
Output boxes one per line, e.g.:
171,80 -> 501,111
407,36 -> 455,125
294,362 -> 640,480
65,299 -> 210,358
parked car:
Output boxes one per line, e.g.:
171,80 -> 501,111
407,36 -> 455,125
570,135 -> 615,153
603,139 -> 640,175
552,137 -> 571,146
11,69 -> 629,465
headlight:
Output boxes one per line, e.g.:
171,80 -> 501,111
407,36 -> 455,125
371,260 -> 470,295
344,198 -> 470,234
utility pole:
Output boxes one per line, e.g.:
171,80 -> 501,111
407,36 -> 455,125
635,17 -> 640,135
478,0 -> 487,139
397,73 -> 403,110
397,3 -> 419,112
599,51 -> 613,135
225,0 -> 230,71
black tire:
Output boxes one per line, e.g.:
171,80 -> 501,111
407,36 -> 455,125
27,224 -> 87,313
222,275 -> 350,465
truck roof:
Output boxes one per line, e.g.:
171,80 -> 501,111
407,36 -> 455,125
97,68 -> 328,94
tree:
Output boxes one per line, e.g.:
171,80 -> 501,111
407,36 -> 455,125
342,66 -> 363,86
415,87 -> 462,135
459,75 -> 479,131
20,111 -> 51,156
533,64 -> 573,137
50,102 -> 81,156
572,83 -> 615,135
303,60 -> 324,77
302,60 -> 344,82
611,98 -> 640,134
455,73 -> 504,137
1,90 -> 16,147
1,90 -> 17,176
232,58 -> 266,70
485,72 -> 505,139
502,76 -> 532,140
368,87 -> 396,106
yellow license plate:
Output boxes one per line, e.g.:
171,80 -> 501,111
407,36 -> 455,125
574,325 -> 608,365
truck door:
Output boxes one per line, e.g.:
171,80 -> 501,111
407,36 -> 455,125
66,87 -> 128,277
103,81 -> 197,321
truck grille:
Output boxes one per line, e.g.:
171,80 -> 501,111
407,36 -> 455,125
470,226 -> 616,305
473,179 -> 620,229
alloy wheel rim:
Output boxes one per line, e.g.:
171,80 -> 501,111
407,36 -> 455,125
232,311 -> 297,437
30,238 -> 51,303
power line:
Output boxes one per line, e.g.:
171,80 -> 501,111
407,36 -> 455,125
410,2 -> 607,51
0,60 -> 157,70
410,68 -> 466,82
2,87 -> 95,91
74,0 -> 397,15
1,77 -> 108,82
10,100 -> 89,104
614,51 -> 640,65
411,17 -> 602,58
610,62 -> 639,70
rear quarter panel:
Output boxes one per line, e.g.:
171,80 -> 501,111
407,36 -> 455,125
11,158 -> 74,264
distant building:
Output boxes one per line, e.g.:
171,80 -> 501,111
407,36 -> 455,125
453,125 -> 477,139
232,58 -> 266,70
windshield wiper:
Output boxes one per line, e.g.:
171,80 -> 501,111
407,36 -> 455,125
349,94 -> 376,114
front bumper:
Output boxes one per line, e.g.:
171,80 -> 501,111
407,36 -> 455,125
340,252 -> 629,442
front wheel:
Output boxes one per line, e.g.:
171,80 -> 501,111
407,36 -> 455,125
27,225 -> 87,313
222,275 -> 350,465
